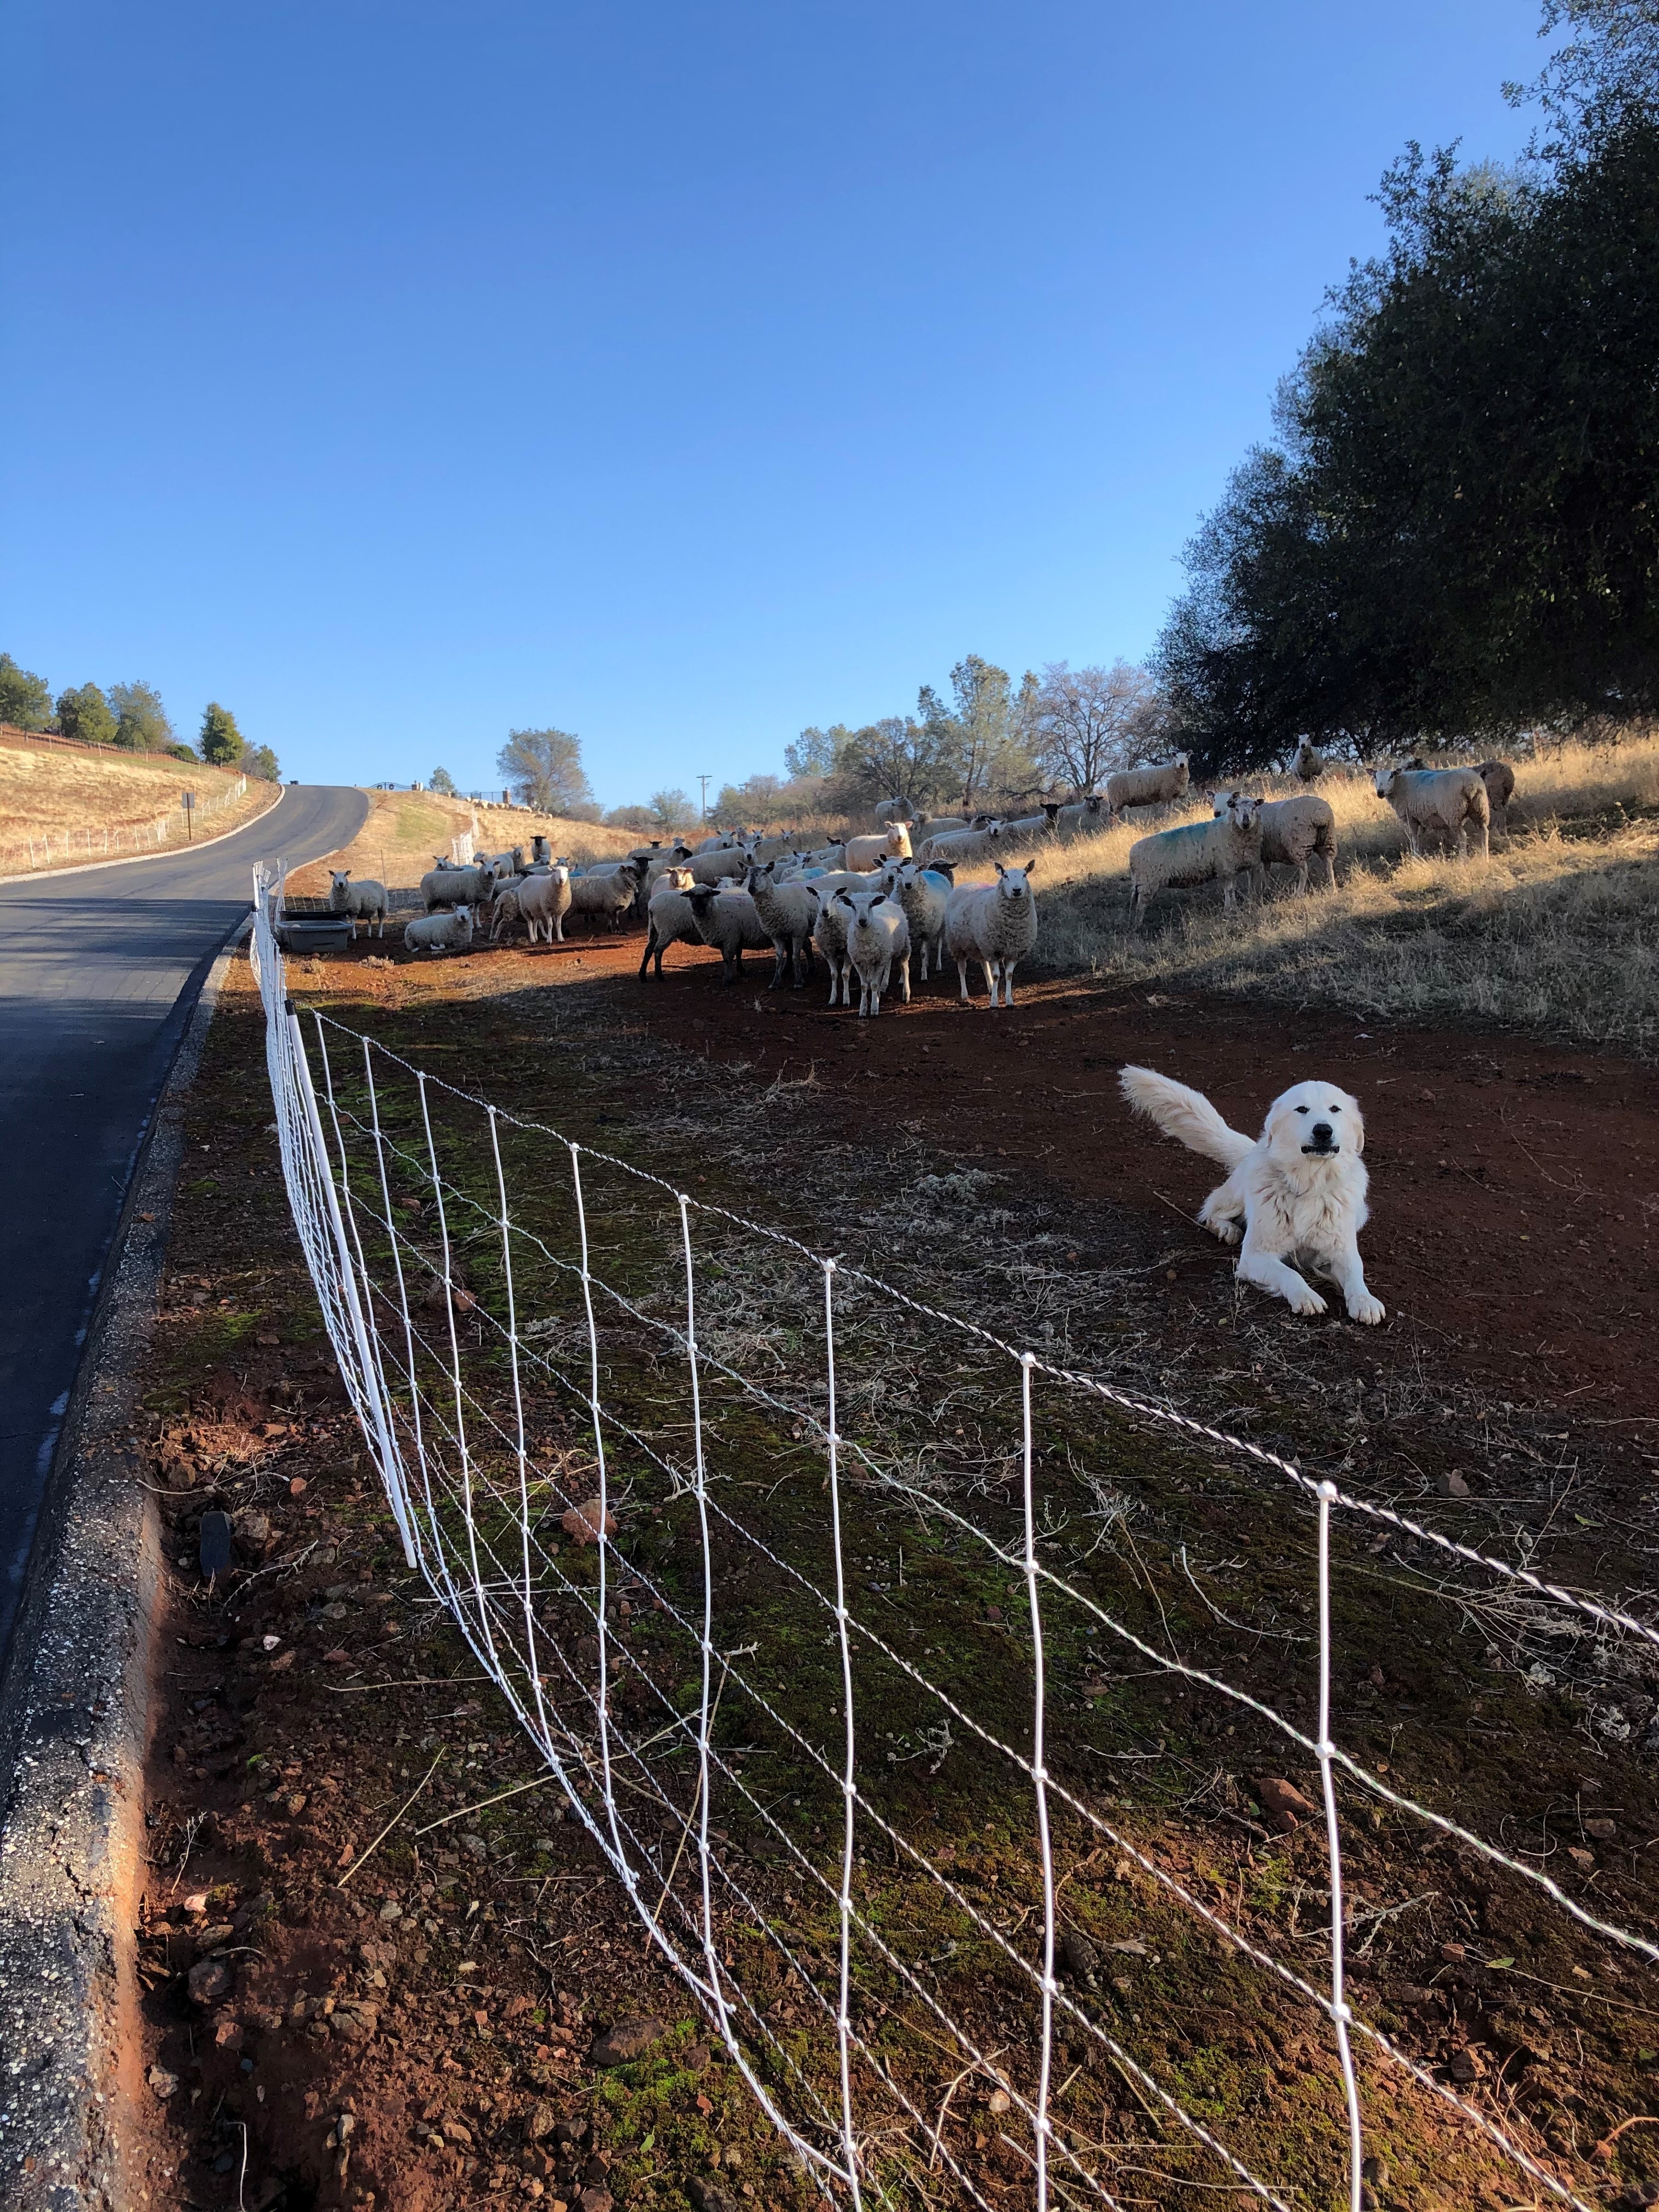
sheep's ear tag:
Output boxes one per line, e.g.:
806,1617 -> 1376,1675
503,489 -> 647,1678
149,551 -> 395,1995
199,1510 -> 234,1582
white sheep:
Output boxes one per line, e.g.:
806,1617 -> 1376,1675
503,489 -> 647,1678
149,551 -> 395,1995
835,888 -> 911,1018
1213,791 -> 1337,894
1051,794 -> 1107,839
744,861 -> 820,989
488,884 -> 526,943
945,861 -> 1039,1008
1374,766 -> 1490,859
531,834 -> 553,865
565,865 -> 640,933
645,844 -> 696,890
995,808 -> 1057,842
1104,754 -> 1190,823
1128,798 -> 1261,931
482,845 -> 525,877
843,825 -> 913,871
685,884 -> 774,982
912,812 -> 966,840
1293,738 -> 1325,782
878,859 -> 952,981
516,866 -> 572,944
802,840 -> 848,870
684,843 -> 758,887
812,888 -> 854,1008
419,860 -> 499,912
404,905 -> 476,955
1477,758 -> 1516,836
917,821 -> 1006,867
328,870 -> 390,939
874,795 -> 914,825
637,868 -> 701,978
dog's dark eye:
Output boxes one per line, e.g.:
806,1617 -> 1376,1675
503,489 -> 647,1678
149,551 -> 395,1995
1295,1104 -> 1310,1115
1328,1104 -> 1341,1113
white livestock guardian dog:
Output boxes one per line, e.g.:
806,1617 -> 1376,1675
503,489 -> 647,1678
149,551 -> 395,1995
1119,1067 -> 1385,1324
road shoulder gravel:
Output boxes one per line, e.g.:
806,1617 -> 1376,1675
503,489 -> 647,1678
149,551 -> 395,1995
0,927 -> 247,2210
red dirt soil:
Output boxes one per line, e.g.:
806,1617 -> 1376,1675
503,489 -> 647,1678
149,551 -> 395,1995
504,933 -> 1657,1431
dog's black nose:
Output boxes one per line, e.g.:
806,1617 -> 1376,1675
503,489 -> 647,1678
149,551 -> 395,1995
1311,1122 -> 1333,1145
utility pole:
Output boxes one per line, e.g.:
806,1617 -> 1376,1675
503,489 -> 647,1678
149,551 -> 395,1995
697,775 -> 711,822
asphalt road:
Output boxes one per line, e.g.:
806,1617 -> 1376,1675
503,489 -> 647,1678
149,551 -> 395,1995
0,782 -> 367,1668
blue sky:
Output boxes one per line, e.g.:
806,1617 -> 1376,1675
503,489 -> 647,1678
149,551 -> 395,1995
2,3 -> 1549,805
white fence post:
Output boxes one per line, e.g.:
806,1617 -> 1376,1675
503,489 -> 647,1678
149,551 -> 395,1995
1316,1480 -> 1364,2212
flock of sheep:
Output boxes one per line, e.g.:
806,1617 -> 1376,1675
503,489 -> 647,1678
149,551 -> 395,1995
318,742 -> 1519,1013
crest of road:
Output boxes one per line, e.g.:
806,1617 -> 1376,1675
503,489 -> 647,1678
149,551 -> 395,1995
0,783 -> 368,1669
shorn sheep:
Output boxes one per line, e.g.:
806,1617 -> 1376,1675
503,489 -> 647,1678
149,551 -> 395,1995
1128,797 -> 1262,932
1374,766 -> 1490,859
1477,758 -> 1516,836
873,795 -> 914,825
328,870 -> 389,939
636,868 -> 700,978
515,866 -> 572,944
945,860 -> 1039,1008
1214,791 -> 1337,893
744,861 -> 820,989
1293,738 -> 1324,782
835,889 -> 911,1018
1104,754 -> 1189,823
878,859 -> 952,980
685,884 -> 774,983
404,906 -> 475,955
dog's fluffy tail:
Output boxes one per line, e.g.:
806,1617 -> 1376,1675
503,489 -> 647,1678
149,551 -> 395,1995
1119,1065 -> 1254,1171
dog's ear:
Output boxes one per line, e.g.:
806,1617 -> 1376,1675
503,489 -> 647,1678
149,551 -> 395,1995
1352,1107 -> 1366,1155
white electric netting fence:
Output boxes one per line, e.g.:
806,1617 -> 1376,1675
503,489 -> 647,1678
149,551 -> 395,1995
249,862 -> 1658,2212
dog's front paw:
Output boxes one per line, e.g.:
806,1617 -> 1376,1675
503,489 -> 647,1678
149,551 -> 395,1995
1347,1290 -> 1386,1326
1285,1283 -> 1328,1317
1201,1208 -> 1243,1245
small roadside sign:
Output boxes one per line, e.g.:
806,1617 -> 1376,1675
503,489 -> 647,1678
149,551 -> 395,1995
182,790 -> 196,841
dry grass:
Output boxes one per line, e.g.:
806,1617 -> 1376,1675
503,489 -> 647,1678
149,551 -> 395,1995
285,789 -> 641,899
0,732 -> 274,876
940,733 -> 1659,1054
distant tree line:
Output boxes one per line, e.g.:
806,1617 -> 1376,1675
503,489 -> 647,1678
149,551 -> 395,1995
1153,0 -> 1659,772
709,655 -> 1167,827
481,663 -> 1171,836
0,652 -> 280,779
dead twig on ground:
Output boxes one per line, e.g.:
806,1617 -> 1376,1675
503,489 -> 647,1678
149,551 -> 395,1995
337,1749 -> 444,1888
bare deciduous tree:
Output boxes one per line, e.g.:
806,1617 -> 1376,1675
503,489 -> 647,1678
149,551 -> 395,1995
1024,661 -> 1168,794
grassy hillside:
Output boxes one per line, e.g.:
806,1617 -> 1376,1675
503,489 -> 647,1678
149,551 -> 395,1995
284,788 -> 641,898
0,730 -> 276,875
947,732 -> 1659,1056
